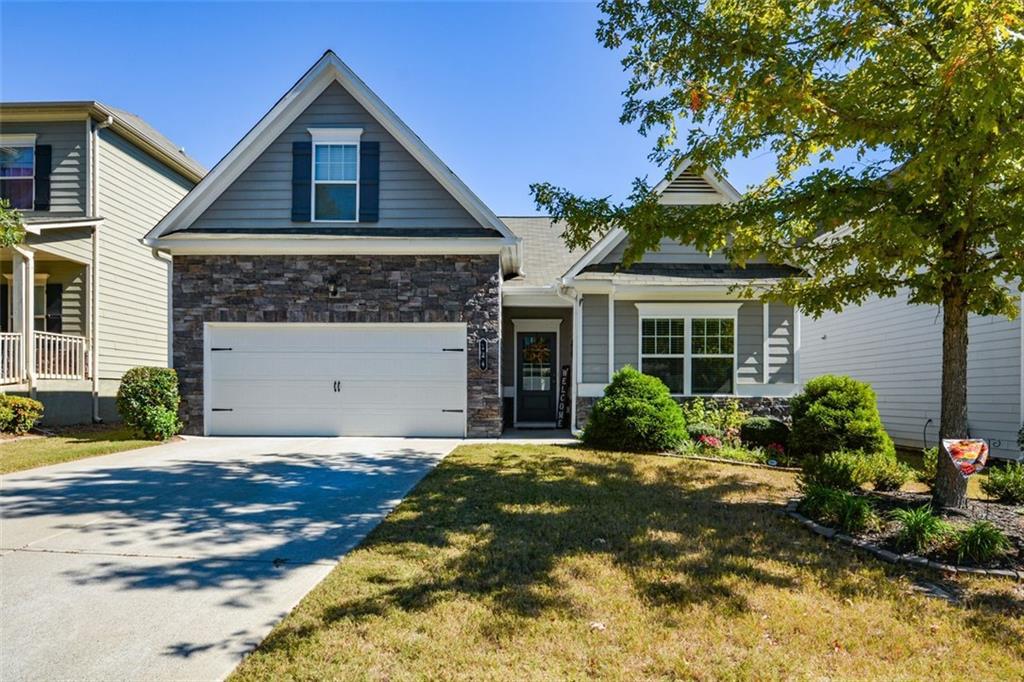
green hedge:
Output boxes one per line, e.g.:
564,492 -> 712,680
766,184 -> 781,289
739,416 -> 790,448
0,395 -> 43,435
789,375 -> 894,459
116,367 -> 181,441
582,366 -> 687,452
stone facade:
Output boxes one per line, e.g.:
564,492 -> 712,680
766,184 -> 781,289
172,254 -> 502,437
574,395 -> 792,431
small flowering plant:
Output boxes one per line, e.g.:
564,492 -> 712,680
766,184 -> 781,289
697,434 -> 722,449
767,442 -> 786,456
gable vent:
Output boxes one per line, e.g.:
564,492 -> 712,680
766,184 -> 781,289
663,171 -> 717,195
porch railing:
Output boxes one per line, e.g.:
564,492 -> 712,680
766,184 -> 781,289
0,333 -> 24,385
35,331 -> 88,380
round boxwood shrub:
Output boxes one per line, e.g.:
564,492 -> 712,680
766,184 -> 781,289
739,416 -> 790,449
0,395 -> 44,435
117,367 -> 181,440
582,366 -> 686,452
789,375 -> 894,459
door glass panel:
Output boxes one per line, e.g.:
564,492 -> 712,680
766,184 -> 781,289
521,334 -> 551,391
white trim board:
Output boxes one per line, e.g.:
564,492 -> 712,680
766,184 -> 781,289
144,51 -> 520,255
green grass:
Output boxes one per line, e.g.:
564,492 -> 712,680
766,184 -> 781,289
0,425 -> 161,474
232,444 -> 1024,681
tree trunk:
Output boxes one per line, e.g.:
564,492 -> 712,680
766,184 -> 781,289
933,283 -> 969,509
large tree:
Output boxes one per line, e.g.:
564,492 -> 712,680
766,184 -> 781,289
532,0 -> 1023,508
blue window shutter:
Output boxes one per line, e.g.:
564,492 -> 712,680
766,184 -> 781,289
291,141 -> 312,222
34,145 -> 52,211
359,141 -> 380,223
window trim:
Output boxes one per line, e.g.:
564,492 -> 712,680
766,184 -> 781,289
0,134 -> 37,211
308,128 -> 362,223
635,302 -> 740,397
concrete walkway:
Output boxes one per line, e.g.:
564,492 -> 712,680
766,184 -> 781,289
0,436 -> 458,681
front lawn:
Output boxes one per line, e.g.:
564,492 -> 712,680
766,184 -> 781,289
0,425 -> 161,474
232,444 -> 1023,680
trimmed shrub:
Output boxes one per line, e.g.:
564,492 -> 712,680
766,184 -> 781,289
868,453 -> 912,492
789,375 -> 894,459
956,521 -> 1011,565
582,366 -> 686,452
799,450 -> 873,491
890,505 -> 951,553
686,423 -> 721,440
980,462 -> 1024,505
0,395 -> 44,435
739,416 -> 790,449
917,446 -> 938,488
117,367 -> 181,441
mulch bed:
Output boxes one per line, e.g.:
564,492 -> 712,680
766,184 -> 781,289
859,490 -> 1023,572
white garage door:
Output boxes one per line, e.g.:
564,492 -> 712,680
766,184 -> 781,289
205,323 -> 467,437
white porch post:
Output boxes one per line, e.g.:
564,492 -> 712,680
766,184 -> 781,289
13,246 -> 36,389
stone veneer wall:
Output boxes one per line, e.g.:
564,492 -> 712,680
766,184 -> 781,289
173,254 -> 502,436
574,395 -> 792,431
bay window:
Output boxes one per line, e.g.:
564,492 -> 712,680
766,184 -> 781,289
637,304 -> 738,395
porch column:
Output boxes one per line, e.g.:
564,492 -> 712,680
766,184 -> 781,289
12,246 -> 35,389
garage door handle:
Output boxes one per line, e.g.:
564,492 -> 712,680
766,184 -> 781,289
442,348 -> 464,352
210,347 -> 233,352
332,381 -> 341,392
211,408 -> 233,412
441,409 -> 464,413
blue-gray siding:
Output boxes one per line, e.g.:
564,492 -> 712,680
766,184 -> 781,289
0,121 -> 87,218
190,82 -> 483,231
581,294 -> 609,382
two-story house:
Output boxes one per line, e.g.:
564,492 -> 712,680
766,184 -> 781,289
0,102 -> 203,423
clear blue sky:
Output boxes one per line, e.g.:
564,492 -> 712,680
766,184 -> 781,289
0,1 -> 773,215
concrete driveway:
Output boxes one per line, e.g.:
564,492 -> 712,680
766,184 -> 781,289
0,436 -> 458,681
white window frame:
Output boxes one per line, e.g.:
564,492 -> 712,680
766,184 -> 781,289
635,302 -> 740,397
309,128 -> 362,223
0,134 -> 37,211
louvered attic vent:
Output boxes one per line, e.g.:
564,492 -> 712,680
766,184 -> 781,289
662,171 -> 717,195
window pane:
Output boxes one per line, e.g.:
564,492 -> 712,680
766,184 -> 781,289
642,319 -> 655,337
670,319 -> 685,336
655,337 -> 670,354
655,319 -> 669,336
669,335 -> 685,355
692,336 -> 706,354
0,146 -> 33,177
692,357 -> 733,394
641,336 -> 656,354
314,144 -> 357,181
0,179 -> 33,209
315,184 -> 357,220
642,357 -> 685,394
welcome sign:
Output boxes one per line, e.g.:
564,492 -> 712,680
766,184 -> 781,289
942,439 -> 989,478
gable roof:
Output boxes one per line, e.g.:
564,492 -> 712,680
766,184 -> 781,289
0,100 -> 205,182
561,159 -> 741,282
144,51 -> 518,252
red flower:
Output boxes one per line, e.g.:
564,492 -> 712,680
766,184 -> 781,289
767,442 -> 786,455
698,434 -> 722,449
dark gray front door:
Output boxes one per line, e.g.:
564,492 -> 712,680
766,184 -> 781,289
516,332 -> 556,423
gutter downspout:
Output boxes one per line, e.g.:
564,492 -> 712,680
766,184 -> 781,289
90,115 -> 112,423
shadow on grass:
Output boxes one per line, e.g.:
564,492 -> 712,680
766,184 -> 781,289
249,444 -> 1024,663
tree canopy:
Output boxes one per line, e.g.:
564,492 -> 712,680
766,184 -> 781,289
532,0 -> 1024,319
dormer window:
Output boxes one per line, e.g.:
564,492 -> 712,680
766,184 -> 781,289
0,135 -> 36,210
309,128 -> 361,222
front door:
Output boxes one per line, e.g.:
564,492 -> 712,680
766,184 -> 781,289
516,332 -> 556,423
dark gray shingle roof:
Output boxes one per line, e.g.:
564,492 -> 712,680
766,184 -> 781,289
500,216 -> 586,287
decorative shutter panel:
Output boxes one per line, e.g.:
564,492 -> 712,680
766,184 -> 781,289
291,141 -> 312,222
45,283 -> 63,334
359,141 -> 380,223
34,144 -> 52,211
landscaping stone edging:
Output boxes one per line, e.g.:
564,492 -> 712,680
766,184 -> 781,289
783,499 -> 1023,581
675,454 -> 802,472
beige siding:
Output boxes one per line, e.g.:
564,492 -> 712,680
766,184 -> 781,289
0,121 -> 87,218
27,227 -> 93,264
96,128 -> 192,379
190,82 -> 482,231
40,261 -> 87,337
801,290 -> 1022,459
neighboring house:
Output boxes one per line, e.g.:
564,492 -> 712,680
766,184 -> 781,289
144,51 -> 802,438
802,292 -> 1023,460
0,102 -> 203,423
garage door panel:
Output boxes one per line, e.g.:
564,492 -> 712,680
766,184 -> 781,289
205,324 -> 467,437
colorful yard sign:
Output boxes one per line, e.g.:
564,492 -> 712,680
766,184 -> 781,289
942,439 -> 989,478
